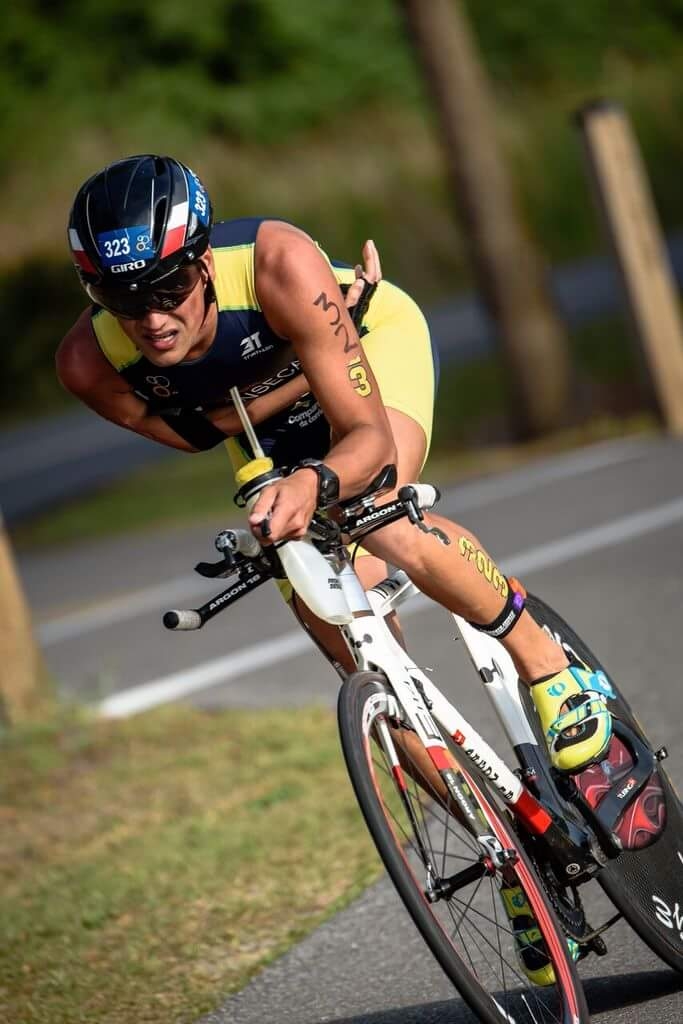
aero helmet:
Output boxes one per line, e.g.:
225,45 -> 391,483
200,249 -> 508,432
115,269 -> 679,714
67,154 -> 213,317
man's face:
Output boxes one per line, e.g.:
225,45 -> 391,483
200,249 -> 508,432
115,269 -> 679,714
117,251 -> 216,366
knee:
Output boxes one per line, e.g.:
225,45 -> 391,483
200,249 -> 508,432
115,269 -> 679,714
362,519 -> 433,577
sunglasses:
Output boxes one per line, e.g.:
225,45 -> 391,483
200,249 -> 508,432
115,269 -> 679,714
86,263 -> 204,320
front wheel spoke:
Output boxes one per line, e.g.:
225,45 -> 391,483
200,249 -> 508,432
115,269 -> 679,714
448,893 -> 565,1017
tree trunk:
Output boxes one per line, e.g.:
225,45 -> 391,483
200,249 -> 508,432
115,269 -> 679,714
0,509 -> 51,725
400,0 -> 572,438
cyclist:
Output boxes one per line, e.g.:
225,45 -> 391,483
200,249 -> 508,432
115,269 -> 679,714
57,155 -> 612,979
58,152 -> 613,775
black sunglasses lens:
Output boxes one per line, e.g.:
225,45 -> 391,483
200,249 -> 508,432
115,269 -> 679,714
87,265 -> 201,318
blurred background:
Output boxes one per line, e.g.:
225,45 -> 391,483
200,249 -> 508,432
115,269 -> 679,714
3,0 -> 683,454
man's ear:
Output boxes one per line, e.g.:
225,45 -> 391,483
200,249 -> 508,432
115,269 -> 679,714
201,247 -> 216,281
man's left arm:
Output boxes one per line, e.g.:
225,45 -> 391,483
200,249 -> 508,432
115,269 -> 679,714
248,222 -> 395,542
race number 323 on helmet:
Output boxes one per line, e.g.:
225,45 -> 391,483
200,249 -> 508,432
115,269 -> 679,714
67,154 -> 213,319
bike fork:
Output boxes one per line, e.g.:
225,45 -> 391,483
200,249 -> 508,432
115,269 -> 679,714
372,709 -> 517,903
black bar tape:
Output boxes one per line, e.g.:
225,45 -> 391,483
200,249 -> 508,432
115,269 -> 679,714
349,279 -> 378,328
340,279 -> 378,330
469,582 -> 526,640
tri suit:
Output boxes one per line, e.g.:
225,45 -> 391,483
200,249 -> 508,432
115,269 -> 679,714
90,216 -> 439,486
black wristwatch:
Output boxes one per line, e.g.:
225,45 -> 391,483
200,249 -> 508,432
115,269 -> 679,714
294,459 -> 340,509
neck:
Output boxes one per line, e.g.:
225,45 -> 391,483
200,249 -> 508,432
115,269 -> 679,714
186,300 -> 218,361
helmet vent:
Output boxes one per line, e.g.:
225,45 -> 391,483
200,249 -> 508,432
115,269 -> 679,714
153,198 -> 168,246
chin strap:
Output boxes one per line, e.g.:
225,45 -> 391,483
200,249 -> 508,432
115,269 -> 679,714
468,578 -> 526,640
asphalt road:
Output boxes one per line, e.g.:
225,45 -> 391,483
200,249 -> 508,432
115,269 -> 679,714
16,433 -> 683,1022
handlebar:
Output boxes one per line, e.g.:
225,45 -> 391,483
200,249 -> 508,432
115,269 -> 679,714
162,477 -> 444,632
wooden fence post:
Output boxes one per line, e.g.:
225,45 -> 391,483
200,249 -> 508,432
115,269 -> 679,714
576,100 -> 683,434
0,508 -> 50,724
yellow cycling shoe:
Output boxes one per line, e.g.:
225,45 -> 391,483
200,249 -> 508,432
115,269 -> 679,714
500,884 -> 580,987
531,665 -> 614,773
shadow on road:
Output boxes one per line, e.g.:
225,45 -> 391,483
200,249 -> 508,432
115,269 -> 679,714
324,969 -> 683,1024
583,967 -> 683,1016
325,998 -> 475,1024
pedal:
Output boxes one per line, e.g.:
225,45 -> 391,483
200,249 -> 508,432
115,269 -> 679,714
571,721 -> 667,851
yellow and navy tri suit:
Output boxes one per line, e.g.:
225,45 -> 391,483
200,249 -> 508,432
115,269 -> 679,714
91,216 -> 439,475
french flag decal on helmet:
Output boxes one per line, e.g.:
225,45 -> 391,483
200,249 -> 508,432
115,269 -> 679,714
69,228 -> 97,274
161,201 -> 190,259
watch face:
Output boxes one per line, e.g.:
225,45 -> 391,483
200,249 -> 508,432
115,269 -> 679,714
319,466 -> 340,505
296,460 -> 339,507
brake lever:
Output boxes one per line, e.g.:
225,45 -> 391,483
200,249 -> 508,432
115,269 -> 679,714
397,486 -> 450,545
195,557 -> 236,579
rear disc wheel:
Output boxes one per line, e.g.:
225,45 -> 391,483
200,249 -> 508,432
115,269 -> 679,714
525,593 -> 683,974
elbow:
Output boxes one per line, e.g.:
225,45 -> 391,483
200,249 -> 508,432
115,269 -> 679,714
367,427 -> 397,483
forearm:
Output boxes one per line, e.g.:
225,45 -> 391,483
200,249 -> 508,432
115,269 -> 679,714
324,424 -> 397,500
104,407 -> 200,452
206,373 -> 311,434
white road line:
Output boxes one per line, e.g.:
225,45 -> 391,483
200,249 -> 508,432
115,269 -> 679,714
38,575 -> 212,646
447,435 -> 652,512
37,436 -> 654,647
98,491 -> 683,719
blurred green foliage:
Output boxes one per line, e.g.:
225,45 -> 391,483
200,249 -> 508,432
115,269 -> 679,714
2,0 -> 683,423
0,0 -> 417,164
4,0 -> 682,156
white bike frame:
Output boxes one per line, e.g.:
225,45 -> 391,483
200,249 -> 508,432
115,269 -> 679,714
324,557 -> 556,839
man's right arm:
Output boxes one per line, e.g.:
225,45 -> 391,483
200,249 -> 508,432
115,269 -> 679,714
55,310 -> 201,451
56,312 -> 316,451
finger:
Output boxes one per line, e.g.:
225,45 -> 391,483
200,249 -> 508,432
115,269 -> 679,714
248,485 -> 276,528
344,276 -> 364,308
363,239 -> 382,282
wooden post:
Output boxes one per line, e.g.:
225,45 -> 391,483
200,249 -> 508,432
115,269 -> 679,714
576,100 -> 683,434
0,508 -> 50,724
399,0 -> 572,439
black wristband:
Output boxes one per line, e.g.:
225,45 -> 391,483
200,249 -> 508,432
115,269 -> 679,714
293,459 -> 340,509
340,278 -> 378,329
160,410 -> 226,451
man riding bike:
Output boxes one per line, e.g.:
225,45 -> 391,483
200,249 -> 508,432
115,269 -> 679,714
57,154 -> 613,983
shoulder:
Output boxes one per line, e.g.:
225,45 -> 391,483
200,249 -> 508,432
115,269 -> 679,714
55,308 -> 112,395
210,217 -> 274,250
254,220 -> 324,283
253,222 -> 345,340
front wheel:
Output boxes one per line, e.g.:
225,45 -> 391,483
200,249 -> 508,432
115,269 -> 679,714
338,670 -> 590,1024
525,594 -> 683,975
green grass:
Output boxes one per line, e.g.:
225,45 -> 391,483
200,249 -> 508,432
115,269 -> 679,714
0,704 -> 383,1024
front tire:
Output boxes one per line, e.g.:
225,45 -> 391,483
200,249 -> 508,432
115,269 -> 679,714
338,670 -> 590,1023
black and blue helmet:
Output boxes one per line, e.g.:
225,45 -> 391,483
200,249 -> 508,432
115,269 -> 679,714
68,154 -> 213,310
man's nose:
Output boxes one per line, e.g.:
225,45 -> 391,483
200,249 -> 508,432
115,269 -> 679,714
137,309 -> 169,329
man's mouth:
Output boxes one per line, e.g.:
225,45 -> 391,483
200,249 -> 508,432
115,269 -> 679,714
143,330 -> 177,351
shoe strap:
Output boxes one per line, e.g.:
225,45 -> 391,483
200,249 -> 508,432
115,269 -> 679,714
548,695 -> 609,737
